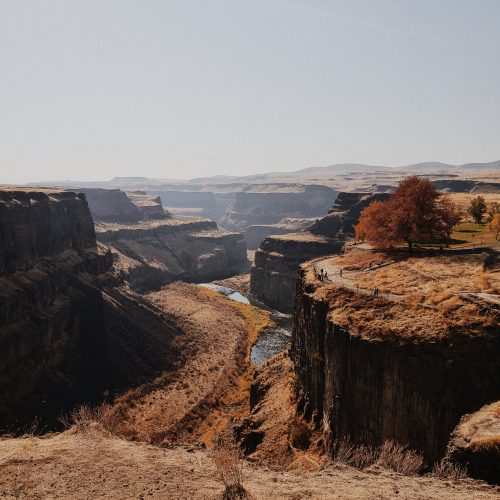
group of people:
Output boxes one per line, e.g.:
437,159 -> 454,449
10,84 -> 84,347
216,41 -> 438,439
372,287 -> 380,297
317,268 -> 328,281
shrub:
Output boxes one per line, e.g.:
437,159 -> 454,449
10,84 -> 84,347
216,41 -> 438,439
212,436 -> 248,499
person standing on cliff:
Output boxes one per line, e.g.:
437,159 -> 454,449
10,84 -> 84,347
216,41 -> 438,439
339,268 -> 343,278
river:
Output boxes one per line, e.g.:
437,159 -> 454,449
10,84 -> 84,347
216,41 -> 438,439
198,283 -> 292,365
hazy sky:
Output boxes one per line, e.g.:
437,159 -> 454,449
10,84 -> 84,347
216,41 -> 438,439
1,0 -> 499,183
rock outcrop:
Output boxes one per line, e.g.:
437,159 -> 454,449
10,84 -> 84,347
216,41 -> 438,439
250,192 -> 388,312
96,218 -> 248,291
446,401 -> 500,484
244,218 -> 315,250
292,261 -> 500,465
78,188 -> 170,223
219,185 -> 337,233
0,188 -> 184,430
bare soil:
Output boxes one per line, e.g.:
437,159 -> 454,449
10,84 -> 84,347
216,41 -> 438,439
107,282 -> 270,447
1,429 -> 498,499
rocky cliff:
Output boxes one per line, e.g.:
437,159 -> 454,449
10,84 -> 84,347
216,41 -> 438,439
0,188 -> 184,430
219,185 -> 337,233
292,260 -> 500,465
96,217 -> 248,290
78,188 -> 170,222
244,217 -> 315,250
250,192 -> 388,312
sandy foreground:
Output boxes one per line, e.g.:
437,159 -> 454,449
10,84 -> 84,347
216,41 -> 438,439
1,431 -> 499,500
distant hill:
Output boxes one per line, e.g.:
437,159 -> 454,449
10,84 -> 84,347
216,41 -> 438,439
399,160 -> 500,172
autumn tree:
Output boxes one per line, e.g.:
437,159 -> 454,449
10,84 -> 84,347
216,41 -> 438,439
467,196 -> 487,224
488,213 -> 500,241
355,176 -> 461,252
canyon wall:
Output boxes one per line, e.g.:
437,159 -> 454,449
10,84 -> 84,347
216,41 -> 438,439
219,185 -> 337,233
0,189 -> 111,428
250,192 -> 388,312
292,265 -> 500,464
0,189 -> 184,429
96,218 -> 248,290
79,188 -> 170,222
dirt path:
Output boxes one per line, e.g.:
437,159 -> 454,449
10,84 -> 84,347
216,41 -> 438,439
313,258 -> 404,301
1,431 -> 498,499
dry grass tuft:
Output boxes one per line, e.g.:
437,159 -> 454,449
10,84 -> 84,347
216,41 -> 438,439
375,440 -> 424,475
432,459 -> 468,479
212,435 -> 248,499
60,404 -> 120,436
333,438 -> 424,475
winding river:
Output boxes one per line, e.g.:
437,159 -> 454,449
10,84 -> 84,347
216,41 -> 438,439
199,283 -> 292,365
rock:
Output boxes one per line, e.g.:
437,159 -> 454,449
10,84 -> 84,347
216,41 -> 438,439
244,218 -> 316,250
219,184 -> 338,233
95,218 -> 248,291
249,192 -> 389,312
447,401 -> 500,484
291,261 -> 500,465
0,188 -> 188,429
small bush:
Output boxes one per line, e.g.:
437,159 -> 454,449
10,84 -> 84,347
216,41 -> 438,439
212,436 -> 247,499
333,438 -> 423,475
432,458 -> 468,479
60,404 -> 119,435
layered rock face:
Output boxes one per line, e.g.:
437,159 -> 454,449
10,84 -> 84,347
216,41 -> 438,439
96,218 -> 248,290
250,192 -> 387,312
447,401 -> 500,483
0,189 -> 111,428
0,188 -> 184,429
219,185 -> 337,233
244,218 -> 315,250
0,190 -> 96,274
292,264 -> 500,465
79,188 -> 170,223
250,233 -> 340,312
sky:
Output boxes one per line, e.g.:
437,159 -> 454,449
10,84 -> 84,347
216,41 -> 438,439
1,0 -> 499,183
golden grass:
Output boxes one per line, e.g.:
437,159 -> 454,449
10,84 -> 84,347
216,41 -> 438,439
348,253 -> 499,297
447,193 -> 500,213
333,438 -> 424,475
306,251 -> 499,341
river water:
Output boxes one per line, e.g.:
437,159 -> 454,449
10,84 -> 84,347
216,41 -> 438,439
199,283 -> 292,365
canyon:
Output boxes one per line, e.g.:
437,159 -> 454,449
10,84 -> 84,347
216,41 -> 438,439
84,188 -> 248,290
0,179 -> 499,497
250,192 -> 389,312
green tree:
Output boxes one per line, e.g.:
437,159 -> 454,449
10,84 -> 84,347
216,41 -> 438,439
467,196 -> 487,224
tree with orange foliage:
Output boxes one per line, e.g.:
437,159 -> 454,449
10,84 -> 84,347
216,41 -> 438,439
355,176 -> 461,252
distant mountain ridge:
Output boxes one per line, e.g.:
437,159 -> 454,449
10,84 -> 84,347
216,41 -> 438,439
28,160 -> 499,188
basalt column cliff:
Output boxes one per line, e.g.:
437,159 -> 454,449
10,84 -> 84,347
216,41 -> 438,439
292,251 -> 500,464
0,188 -> 185,429
0,189 -> 113,428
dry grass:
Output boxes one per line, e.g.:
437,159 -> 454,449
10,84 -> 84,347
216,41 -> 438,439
311,250 -> 499,340
333,438 -> 424,475
432,459 -> 468,479
212,435 -> 248,499
103,282 -> 271,449
348,253 -> 499,297
60,404 -> 121,437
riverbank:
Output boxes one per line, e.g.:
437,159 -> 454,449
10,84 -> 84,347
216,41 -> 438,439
105,282 -> 271,447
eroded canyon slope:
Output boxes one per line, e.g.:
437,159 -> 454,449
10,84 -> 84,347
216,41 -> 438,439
250,192 -> 389,311
82,188 -> 249,290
